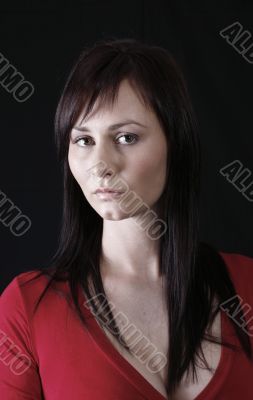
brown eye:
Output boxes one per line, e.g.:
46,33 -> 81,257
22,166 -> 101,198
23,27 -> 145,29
74,133 -> 139,147
116,133 -> 138,145
75,137 -> 93,146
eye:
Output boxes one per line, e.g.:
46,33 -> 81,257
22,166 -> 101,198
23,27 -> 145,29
116,133 -> 138,145
73,133 -> 139,147
74,137 -> 93,147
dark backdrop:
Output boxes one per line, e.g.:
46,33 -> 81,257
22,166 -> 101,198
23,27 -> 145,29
1,0 -> 252,293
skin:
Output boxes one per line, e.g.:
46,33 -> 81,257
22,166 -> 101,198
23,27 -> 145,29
68,78 -> 168,284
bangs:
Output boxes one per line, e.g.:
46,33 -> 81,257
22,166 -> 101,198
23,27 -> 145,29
55,41 -> 166,161
68,65 -> 152,133
54,38 -> 189,164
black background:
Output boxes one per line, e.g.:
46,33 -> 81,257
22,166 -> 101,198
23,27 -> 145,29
1,0 -> 252,293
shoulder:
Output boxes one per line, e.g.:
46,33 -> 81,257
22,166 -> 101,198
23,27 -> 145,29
0,269 -> 71,365
0,268 -> 73,333
1,269 -> 70,314
1,270 -> 52,310
0,270 -> 49,369
0,270 -> 53,338
0,271 -> 50,396
218,251 -> 253,303
219,251 -> 253,277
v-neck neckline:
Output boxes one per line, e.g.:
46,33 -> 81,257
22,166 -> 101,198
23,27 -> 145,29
78,284 -> 235,400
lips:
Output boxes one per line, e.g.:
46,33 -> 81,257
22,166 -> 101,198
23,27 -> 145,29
95,188 -> 123,194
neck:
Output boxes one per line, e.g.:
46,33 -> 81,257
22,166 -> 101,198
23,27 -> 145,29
100,216 -> 162,284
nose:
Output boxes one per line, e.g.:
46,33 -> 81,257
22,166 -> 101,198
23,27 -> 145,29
87,142 -> 121,184
90,163 -> 113,181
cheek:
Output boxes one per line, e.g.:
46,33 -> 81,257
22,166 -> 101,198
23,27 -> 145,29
134,139 -> 167,180
130,163 -> 162,198
68,149 -> 87,186
68,152 -> 78,179
133,149 -> 167,199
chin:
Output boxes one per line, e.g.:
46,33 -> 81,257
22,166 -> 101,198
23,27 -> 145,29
93,205 -> 131,220
100,212 -> 130,221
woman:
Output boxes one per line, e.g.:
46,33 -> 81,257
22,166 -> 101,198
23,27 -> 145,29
0,37 -> 253,400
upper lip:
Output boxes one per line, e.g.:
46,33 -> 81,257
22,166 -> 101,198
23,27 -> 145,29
95,187 -> 123,194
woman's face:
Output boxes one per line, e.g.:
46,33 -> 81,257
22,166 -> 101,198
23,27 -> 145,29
68,79 -> 168,220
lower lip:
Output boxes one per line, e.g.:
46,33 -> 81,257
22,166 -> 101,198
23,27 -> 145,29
95,191 -> 124,200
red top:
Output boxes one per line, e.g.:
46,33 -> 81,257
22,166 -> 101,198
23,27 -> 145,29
0,251 -> 253,399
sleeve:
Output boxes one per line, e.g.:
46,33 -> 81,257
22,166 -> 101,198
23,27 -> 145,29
0,276 -> 43,399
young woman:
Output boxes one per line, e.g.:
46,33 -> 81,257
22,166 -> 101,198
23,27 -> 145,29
1,37 -> 253,400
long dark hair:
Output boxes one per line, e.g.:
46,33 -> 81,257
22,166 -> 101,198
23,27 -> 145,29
22,37 -> 252,396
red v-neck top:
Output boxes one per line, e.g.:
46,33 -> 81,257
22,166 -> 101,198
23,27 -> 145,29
0,251 -> 253,399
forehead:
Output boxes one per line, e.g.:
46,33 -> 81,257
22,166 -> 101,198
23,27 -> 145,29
75,79 -> 153,127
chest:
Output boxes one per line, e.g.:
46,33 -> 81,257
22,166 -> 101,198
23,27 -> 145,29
96,279 -> 222,400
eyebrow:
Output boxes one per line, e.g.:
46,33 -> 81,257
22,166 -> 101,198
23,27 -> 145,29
73,119 -> 147,132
